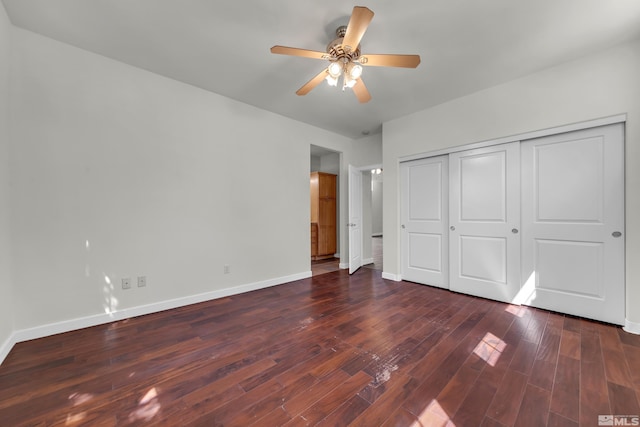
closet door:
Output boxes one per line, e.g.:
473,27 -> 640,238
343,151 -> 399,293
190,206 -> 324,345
400,156 -> 449,288
449,142 -> 521,302
521,124 -> 624,325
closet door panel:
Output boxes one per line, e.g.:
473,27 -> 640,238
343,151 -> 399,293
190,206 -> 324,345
400,156 -> 449,288
521,124 -> 624,325
449,142 -> 520,303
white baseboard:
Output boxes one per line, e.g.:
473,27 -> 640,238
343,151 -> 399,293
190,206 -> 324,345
1,271 -> 312,366
339,262 -> 349,269
623,318 -> 640,335
362,258 -> 374,265
382,272 -> 402,281
0,333 -> 17,366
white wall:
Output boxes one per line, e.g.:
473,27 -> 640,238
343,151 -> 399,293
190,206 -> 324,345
352,134 -> 382,168
383,39 -> 640,326
310,154 -> 320,172
8,27 -> 352,332
319,152 -> 340,175
0,1 -> 14,356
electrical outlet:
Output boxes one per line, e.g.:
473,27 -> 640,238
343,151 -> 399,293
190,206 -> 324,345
122,278 -> 131,290
224,265 -> 230,274
137,276 -> 146,287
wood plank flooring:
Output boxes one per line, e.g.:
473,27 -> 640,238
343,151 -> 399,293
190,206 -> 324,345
1,268 -> 639,426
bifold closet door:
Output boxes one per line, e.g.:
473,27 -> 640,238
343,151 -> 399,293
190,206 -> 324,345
400,156 -> 449,288
520,124 -> 625,325
449,142 -> 521,303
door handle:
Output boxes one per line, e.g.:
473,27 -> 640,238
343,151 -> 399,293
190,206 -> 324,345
512,228 -> 519,234
401,224 -> 405,229
612,231 -> 622,238
450,226 -> 455,231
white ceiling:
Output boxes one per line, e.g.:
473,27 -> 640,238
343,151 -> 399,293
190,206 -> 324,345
3,0 -> 640,139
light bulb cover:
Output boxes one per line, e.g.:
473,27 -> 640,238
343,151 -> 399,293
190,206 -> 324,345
325,75 -> 338,87
327,62 -> 342,78
344,76 -> 357,88
348,63 -> 363,79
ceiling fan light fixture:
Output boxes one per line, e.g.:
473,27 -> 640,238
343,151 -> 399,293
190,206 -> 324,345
327,61 -> 342,78
270,6 -> 420,103
347,62 -> 363,80
344,75 -> 358,89
325,74 -> 339,87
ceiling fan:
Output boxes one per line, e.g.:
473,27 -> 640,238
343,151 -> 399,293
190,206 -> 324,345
270,6 -> 420,103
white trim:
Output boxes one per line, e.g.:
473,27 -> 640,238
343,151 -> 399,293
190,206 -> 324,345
0,334 -> 17,365
623,318 -> 640,335
399,114 -> 627,163
362,258 -> 374,265
339,262 -> 349,269
1,271 -> 311,365
382,272 -> 402,281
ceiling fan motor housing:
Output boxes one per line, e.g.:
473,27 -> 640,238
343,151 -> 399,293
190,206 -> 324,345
327,26 -> 361,63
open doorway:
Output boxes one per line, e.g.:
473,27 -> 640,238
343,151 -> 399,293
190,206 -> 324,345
308,146 -> 383,276
310,145 -> 341,276
363,167 -> 383,271
361,167 -> 382,272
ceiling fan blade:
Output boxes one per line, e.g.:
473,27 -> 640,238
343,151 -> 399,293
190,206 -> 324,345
296,69 -> 328,96
359,54 -> 421,68
342,6 -> 374,54
271,46 -> 330,60
352,78 -> 372,103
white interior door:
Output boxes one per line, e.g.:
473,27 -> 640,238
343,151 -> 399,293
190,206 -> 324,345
520,124 -> 625,325
449,142 -> 521,303
348,165 -> 362,274
400,156 -> 449,287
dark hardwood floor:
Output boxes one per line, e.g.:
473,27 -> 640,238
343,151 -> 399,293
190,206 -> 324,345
1,268 -> 639,426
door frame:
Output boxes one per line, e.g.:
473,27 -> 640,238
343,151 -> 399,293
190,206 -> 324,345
398,115 -> 626,163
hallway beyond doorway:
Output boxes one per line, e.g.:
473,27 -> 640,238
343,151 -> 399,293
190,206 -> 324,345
312,236 -> 382,276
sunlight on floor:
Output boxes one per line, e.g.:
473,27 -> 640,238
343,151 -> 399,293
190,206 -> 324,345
505,304 -> 526,317
128,387 -> 161,422
473,332 -> 507,367
65,392 -> 95,425
415,399 -> 457,426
